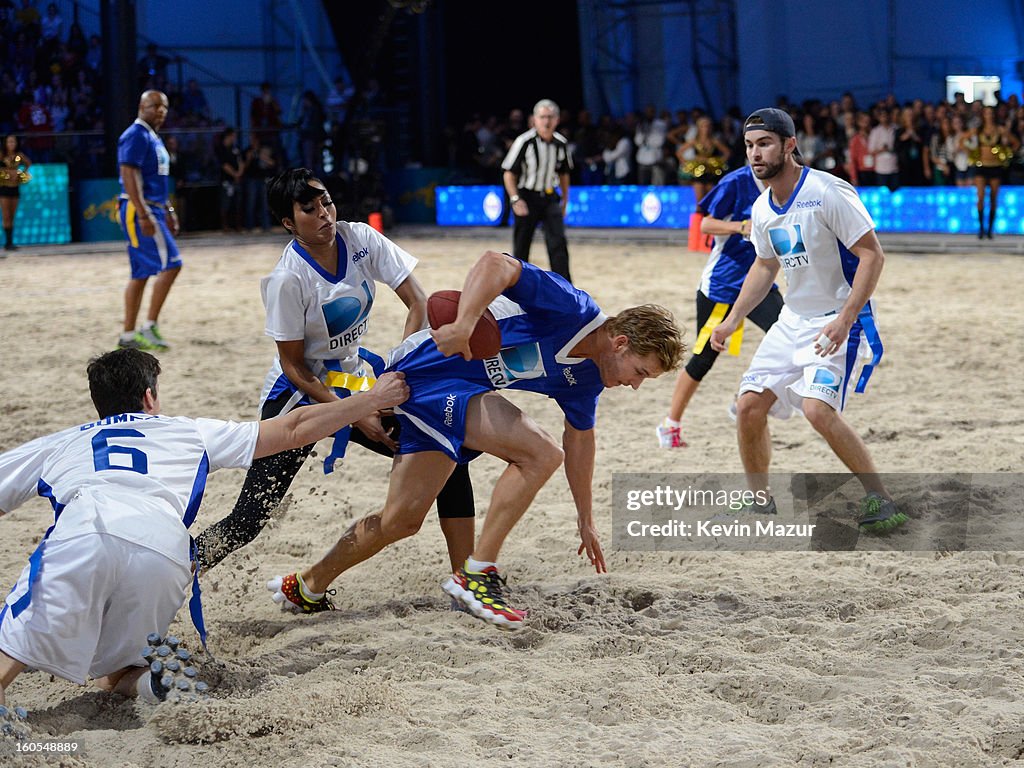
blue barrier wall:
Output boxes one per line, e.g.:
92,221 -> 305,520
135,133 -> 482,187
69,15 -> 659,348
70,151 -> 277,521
79,178 -> 124,243
436,185 -> 1024,235
15,164 -> 71,245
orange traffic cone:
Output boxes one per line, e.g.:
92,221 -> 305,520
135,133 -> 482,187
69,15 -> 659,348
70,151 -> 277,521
368,212 -> 383,232
688,212 -> 712,252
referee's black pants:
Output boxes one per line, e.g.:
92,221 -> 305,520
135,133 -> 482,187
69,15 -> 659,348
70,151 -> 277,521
512,190 -> 572,283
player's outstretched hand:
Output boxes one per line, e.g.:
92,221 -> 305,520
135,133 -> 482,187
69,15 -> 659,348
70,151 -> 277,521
577,522 -> 607,574
430,322 -> 474,361
354,412 -> 398,452
370,372 -> 409,410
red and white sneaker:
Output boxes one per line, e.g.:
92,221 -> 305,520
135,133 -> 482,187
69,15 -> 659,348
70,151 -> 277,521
267,573 -> 336,613
442,564 -> 526,631
656,419 -> 687,448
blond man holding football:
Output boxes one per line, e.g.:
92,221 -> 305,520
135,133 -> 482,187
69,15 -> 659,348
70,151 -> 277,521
272,251 -> 685,630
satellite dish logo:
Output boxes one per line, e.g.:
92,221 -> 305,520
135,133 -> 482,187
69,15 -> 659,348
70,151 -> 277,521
482,191 -> 502,222
322,280 -> 373,338
640,192 -> 662,224
769,223 -> 806,256
482,342 -> 546,388
809,367 -> 841,397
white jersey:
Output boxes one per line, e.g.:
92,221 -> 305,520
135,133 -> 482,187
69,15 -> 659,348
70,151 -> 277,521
0,414 -> 259,565
259,221 -> 416,407
750,167 -> 874,318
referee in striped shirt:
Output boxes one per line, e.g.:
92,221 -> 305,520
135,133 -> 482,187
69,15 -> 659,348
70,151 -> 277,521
501,99 -> 574,283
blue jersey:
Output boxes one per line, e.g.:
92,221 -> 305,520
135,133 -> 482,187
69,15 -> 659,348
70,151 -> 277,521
697,165 -> 765,303
389,263 -> 607,462
117,118 -> 170,204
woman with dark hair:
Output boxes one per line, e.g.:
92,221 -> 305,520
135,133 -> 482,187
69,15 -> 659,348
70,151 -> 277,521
0,134 -> 30,251
194,168 -> 475,607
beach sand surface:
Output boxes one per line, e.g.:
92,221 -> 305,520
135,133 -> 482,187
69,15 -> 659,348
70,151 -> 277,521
0,232 -> 1022,767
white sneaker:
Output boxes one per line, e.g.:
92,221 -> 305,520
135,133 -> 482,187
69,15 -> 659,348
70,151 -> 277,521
656,419 -> 686,448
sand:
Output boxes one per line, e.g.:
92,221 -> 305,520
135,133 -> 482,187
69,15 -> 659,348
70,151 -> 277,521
0,229 -> 1022,767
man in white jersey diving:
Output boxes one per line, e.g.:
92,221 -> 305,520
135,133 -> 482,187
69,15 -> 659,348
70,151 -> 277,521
710,108 -> 906,532
0,349 -> 407,707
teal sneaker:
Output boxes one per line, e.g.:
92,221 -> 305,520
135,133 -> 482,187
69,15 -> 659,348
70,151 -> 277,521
857,492 -> 908,533
140,324 -> 170,350
118,331 -> 158,350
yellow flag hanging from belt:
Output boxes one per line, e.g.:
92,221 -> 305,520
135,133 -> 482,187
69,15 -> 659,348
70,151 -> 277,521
324,371 -> 376,392
692,302 -> 743,356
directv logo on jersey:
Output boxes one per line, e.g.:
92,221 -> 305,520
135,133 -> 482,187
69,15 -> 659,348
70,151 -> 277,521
332,318 -> 369,350
351,247 -> 369,263
324,280 -> 373,349
482,343 -> 546,389
443,393 -> 457,427
808,368 -> 841,399
769,224 -> 806,267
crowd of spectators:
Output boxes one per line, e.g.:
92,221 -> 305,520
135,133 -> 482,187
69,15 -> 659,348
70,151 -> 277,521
451,91 -> 1024,191
3,1 -> 1022,228
0,1 -> 104,149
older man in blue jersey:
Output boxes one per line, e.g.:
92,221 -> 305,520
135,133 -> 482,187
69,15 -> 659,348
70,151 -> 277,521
116,90 -> 180,352
271,252 -> 685,630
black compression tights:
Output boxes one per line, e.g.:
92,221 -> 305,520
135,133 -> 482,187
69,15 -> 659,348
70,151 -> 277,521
193,421 -> 475,570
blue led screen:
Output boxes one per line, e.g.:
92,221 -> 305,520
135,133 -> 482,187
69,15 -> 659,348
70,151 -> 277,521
14,163 -> 71,245
436,185 -> 1024,235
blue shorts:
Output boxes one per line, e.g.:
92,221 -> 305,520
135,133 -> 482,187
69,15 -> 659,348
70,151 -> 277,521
119,199 -> 181,279
394,375 -> 491,463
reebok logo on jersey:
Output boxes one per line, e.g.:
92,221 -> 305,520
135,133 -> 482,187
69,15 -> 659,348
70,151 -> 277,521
443,393 -> 457,427
351,247 -> 369,263
562,367 -> 578,386
795,199 -> 822,209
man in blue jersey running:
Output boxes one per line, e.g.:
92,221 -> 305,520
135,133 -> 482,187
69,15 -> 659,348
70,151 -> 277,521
271,251 -> 685,630
656,162 -> 783,448
710,108 -> 905,533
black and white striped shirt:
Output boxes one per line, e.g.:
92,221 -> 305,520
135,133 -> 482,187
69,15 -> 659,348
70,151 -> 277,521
501,129 -> 573,192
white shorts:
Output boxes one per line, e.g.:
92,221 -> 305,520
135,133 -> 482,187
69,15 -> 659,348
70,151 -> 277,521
0,533 -> 191,684
737,305 -> 871,420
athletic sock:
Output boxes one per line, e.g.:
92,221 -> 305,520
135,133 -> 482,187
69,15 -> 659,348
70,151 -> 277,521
664,417 -> 681,428
142,320 -> 156,331
295,573 -> 325,601
120,331 -> 137,343
465,556 -> 497,573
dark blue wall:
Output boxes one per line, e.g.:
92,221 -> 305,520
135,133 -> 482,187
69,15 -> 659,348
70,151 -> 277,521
580,0 -> 1024,116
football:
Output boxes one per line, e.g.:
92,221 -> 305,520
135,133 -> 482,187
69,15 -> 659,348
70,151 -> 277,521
426,290 -> 502,359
